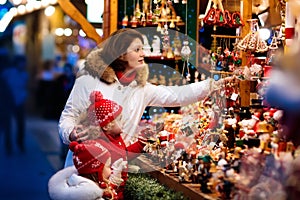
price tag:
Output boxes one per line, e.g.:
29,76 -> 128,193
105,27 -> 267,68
231,93 -> 239,101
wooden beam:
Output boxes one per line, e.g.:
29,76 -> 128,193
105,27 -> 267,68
110,0 -> 118,34
103,0 -> 110,39
57,0 -> 102,44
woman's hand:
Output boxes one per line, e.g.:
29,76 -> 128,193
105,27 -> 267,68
69,125 -> 90,142
214,75 -> 237,89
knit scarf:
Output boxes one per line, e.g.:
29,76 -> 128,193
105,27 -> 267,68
116,71 -> 136,86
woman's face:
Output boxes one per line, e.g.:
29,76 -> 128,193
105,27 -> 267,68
123,38 -> 145,71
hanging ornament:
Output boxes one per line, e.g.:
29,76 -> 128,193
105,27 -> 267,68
145,0 -> 153,23
266,32 -> 279,65
169,20 -> 175,28
181,39 -> 191,61
122,15 -> 129,26
141,13 -> 147,26
237,19 -> 268,53
181,39 -> 191,80
230,11 -> 245,28
268,35 -> 278,50
162,24 -> 170,57
181,1 -> 191,61
173,31 -> 182,57
131,16 -> 138,28
157,22 -> 162,32
121,0 -> 128,26
180,0 -> 191,80
135,1 -> 142,19
131,0 -> 138,27
154,4 -> 161,16
147,10 -> 153,22
167,47 -> 174,58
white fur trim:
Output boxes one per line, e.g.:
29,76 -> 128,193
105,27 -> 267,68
48,166 -> 104,200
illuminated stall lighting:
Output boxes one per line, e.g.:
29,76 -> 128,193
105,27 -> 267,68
79,29 -> 86,37
44,5 -> 55,16
49,0 -> 57,5
10,6 -> 17,16
0,0 -> 58,33
72,45 -> 80,53
41,0 -> 50,7
55,27 -> 64,36
33,1 -> 42,9
64,28 -> 72,36
17,4 -> 26,14
25,3 -> 34,12
12,0 -> 22,5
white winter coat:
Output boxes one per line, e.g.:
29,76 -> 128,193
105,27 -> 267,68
59,48 -> 213,167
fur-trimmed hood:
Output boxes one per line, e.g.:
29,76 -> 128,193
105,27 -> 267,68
48,166 -> 104,200
82,48 -> 149,86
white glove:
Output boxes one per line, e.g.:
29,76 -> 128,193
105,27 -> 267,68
48,166 -> 104,200
109,158 -> 128,186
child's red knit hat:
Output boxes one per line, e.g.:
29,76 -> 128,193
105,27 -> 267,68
87,91 -> 122,127
69,140 -> 111,182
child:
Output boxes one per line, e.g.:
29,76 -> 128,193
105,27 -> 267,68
49,91 -> 147,200
48,139 -> 126,200
80,90 -> 147,199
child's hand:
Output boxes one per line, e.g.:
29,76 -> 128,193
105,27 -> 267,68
140,127 -> 156,138
109,158 -> 127,186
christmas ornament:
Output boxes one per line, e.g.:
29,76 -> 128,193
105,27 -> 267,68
121,0 -> 128,26
181,39 -> 191,61
237,19 -> 269,53
180,1 -> 191,61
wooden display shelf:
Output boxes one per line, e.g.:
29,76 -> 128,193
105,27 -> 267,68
131,155 -> 218,200
145,55 -> 182,61
118,21 -> 185,28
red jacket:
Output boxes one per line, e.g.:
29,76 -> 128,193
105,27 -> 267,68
95,133 -> 145,199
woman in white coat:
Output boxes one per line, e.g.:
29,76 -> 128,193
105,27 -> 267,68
59,28 -> 230,167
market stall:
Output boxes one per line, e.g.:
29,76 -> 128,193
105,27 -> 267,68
51,0 -> 300,199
